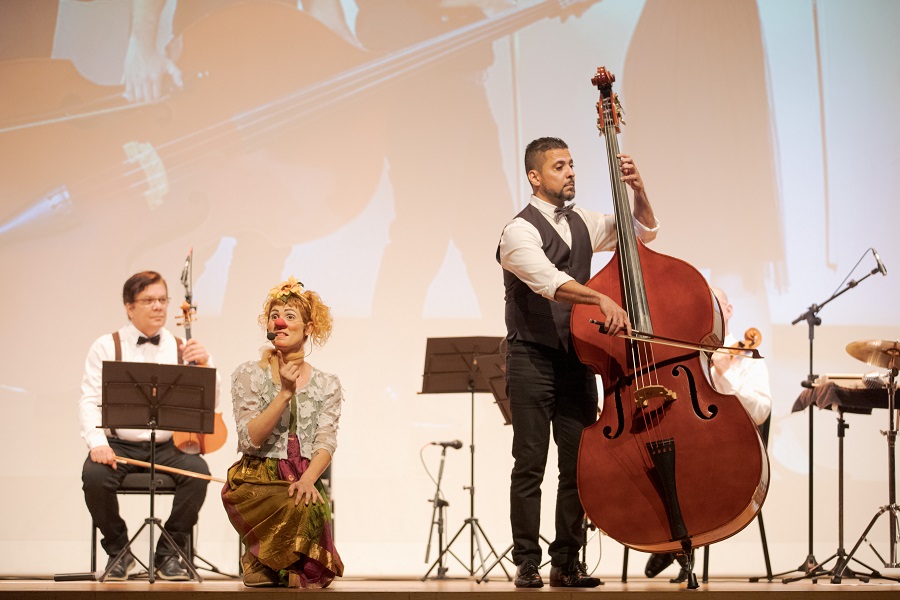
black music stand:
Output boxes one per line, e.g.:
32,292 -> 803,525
419,336 -> 509,581
99,360 -> 216,583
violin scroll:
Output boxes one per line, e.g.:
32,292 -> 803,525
737,327 -> 762,350
727,327 -> 762,357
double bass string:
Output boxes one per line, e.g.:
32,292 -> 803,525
601,92 -> 669,451
602,97 -> 650,444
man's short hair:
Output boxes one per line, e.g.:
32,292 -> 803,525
524,137 -> 568,173
122,271 -> 166,304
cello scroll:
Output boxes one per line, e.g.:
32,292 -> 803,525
172,248 -> 227,455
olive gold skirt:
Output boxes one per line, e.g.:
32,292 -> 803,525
222,435 -> 342,587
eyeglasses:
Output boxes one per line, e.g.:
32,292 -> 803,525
132,296 -> 170,306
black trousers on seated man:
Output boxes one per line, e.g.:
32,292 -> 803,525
82,438 -> 210,563
508,340 -> 598,568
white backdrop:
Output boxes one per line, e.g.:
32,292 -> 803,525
1,0 -> 898,580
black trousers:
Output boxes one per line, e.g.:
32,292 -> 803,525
82,438 -> 210,559
507,340 -> 598,567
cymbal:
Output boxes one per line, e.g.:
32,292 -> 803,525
846,339 -> 900,370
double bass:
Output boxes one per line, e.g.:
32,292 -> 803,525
571,67 -> 768,586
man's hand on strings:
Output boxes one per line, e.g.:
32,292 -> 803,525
617,154 -> 645,194
597,295 -> 632,337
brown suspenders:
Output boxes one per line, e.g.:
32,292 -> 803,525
111,331 -> 184,364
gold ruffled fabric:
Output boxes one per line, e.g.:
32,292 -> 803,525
222,452 -> 342,582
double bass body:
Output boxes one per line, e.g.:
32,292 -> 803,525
572,67 -> 768,556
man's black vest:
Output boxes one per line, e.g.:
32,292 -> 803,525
498,204 -> 592,351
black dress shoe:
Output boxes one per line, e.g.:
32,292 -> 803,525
669,554 -> 692,584
156,556 -> 190,581
549,561 -> 602,588
514,560 -> 543,588
104,552 -> 136,581
670,565 -> 692,584
644,552 -> 676,578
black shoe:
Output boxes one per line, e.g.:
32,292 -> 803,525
669,554 -> 692,584
104,552 -> 136,581
156,556 -> 190,581
670,565 -> 692,584
549,561 -> 602,588
644,552 -> 676,578
514,560 -> 543,588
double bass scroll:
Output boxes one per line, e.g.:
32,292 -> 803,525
571,67 -> 768,574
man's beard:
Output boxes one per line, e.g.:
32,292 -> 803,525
553,185 -> 575,203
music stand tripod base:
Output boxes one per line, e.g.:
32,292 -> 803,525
419,337 -> 509,581
99,360 -> 216,583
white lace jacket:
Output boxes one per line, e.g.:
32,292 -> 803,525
231,360 -> 343,459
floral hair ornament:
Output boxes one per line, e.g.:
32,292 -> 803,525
268,276 -> 305,304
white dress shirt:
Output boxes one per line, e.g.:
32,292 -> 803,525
78,323 -> 221,450
498,196 -> 659,300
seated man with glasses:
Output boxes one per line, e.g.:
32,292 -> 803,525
78,271 -> 221,581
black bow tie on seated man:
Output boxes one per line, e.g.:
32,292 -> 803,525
553,203 -> 576,223
137,334 -> 161,345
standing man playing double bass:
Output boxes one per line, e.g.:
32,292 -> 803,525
497,137 -> 657,588
79,271 -> 221,581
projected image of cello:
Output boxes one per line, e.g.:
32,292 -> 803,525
571,67 -> 769,590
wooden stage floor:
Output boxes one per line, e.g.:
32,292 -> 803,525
3,574 -> 900,599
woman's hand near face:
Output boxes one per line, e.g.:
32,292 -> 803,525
277,351 -> 302,394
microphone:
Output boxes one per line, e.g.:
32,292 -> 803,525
266,331 -> 277,341
873,248 -> 888,276
431,440 -> 463,449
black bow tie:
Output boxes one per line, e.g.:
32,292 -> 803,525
553,203 -> 576,223
137,334 -> 160,346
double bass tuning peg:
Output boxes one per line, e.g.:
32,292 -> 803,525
614,95 -> 625,125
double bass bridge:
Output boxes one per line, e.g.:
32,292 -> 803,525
634,384 -> 677,410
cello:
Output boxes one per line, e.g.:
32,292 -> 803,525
172,247 -> 227,455
571,67 -> 768,587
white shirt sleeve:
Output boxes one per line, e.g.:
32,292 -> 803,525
711,336 -> 773,426
498,217 -> 575,299
78,334 -> 114,450
498,197 -> 660,300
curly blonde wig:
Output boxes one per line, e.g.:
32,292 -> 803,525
258,277 -> 333,348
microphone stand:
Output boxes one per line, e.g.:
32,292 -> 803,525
423,446 -> 451,579
780,267 -> 881,583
